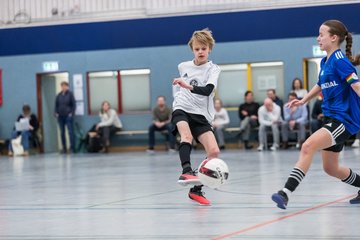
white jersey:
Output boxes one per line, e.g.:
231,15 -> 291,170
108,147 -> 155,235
173,60 -> 221,123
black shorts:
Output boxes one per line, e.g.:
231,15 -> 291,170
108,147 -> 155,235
322,117 -> 352,152
171,109 -> 213,140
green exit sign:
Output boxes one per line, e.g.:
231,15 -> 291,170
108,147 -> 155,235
312,46 -> 326,57
42,61 -> 59,72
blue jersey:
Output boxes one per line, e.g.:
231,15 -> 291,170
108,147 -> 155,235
318,49 -> 360,135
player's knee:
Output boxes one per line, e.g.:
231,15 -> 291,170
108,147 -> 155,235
301,140 -> 315,155
180,134 -> 192,143
208,146 -> 220,159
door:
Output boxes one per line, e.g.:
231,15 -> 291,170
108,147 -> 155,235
304,58 -> 322,113
37,72 -> 69,153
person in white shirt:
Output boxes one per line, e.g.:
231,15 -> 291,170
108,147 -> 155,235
212,99 -> 230,150
172,28 -> 221,205
257,98 -> 282,151
96,101 -> 123,152
292,78 -> 308,99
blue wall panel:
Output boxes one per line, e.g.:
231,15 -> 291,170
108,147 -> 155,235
0,3 -> 359,56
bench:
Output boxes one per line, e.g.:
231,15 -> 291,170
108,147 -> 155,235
113,130 -> 171,151
116,130 -> 149,136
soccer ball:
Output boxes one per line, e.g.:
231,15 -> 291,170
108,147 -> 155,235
198,158 -> 229,189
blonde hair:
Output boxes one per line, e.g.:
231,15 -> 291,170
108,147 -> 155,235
188,28 -> 215,50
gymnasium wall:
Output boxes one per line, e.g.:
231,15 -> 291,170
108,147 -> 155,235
0,3 -> 359,140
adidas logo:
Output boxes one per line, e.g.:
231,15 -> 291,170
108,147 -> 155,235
183,73 -> 188,78
325,123 -> 332,127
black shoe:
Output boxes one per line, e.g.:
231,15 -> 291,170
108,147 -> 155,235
245,144 -> 253,150
281,142 -> 289,149
350,190 -> 360,204
271,190 -> 289,209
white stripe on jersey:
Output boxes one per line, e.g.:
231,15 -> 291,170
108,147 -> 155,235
335,51 -> 344,59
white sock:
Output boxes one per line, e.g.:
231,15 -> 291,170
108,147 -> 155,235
282,188 -> 292,197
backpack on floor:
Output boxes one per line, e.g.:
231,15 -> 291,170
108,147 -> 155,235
87,135 -> 103,153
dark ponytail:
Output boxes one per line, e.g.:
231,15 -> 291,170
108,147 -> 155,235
345,32 -> 360,66
323,20 -> 360,66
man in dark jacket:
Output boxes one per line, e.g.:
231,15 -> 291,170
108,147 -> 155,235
238,91 -> 260,149
55,81 -> 76,154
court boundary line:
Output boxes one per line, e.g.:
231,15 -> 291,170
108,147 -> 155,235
212,194 -> 356,240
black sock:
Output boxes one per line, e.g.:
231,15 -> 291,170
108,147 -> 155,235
191,185 -> 203,191
179,142 -> 192,174
342,169 -> 360,187
284,167 -> 306,192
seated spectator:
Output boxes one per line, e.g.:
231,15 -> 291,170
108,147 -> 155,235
311,93 -> 324,133
267,89 -> 284,118
281,92 -> 308,149
147,96 -> 175,154
352,133 -> 360,148
8,105 -> 39,156
94,101 -> 123,153
292,78 -> 308,99
212,99 -> 230,150
238,91 -> 260,149
257,98 -> 282,151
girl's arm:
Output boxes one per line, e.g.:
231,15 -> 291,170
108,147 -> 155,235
351,82 -> 360,97
288,85 -> 321,108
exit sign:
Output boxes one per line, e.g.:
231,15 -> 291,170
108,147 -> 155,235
312,46 -> 326,57
42,61 -> 59,72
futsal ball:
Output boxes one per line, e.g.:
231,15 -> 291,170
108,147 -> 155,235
198,158 -> 229,189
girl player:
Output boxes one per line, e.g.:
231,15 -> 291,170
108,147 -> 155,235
172,29 -> 221,205
272,20 -> 360,209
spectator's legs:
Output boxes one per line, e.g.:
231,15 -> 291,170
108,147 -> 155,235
297,123 -> 306,143
239,116 -> 250,132
58,116 -> 67,152
281,122 -> 289,149
258,124 -> 266,146
148,124 -> 157,150
21,130 -> 30,151
310,120 -> 319,133
100,126 -> 111,147
165,124 -> 176,150
8,130 -> 18,153
214,126 -> 225,149
272,123 -> 280,147
65,116 -> 75,153
242,122 -> 253,149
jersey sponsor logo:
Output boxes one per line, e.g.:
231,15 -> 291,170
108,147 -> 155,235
320,81 -> 339,89
189,79 -> 199,86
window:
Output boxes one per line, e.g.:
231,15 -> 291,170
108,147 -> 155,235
217,64 -> 248,107
216,61 -> 284,108
88,71 -> 119,115
120,69 -> 150,112
87,69 -> 151,114
251,62 -> 284,102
